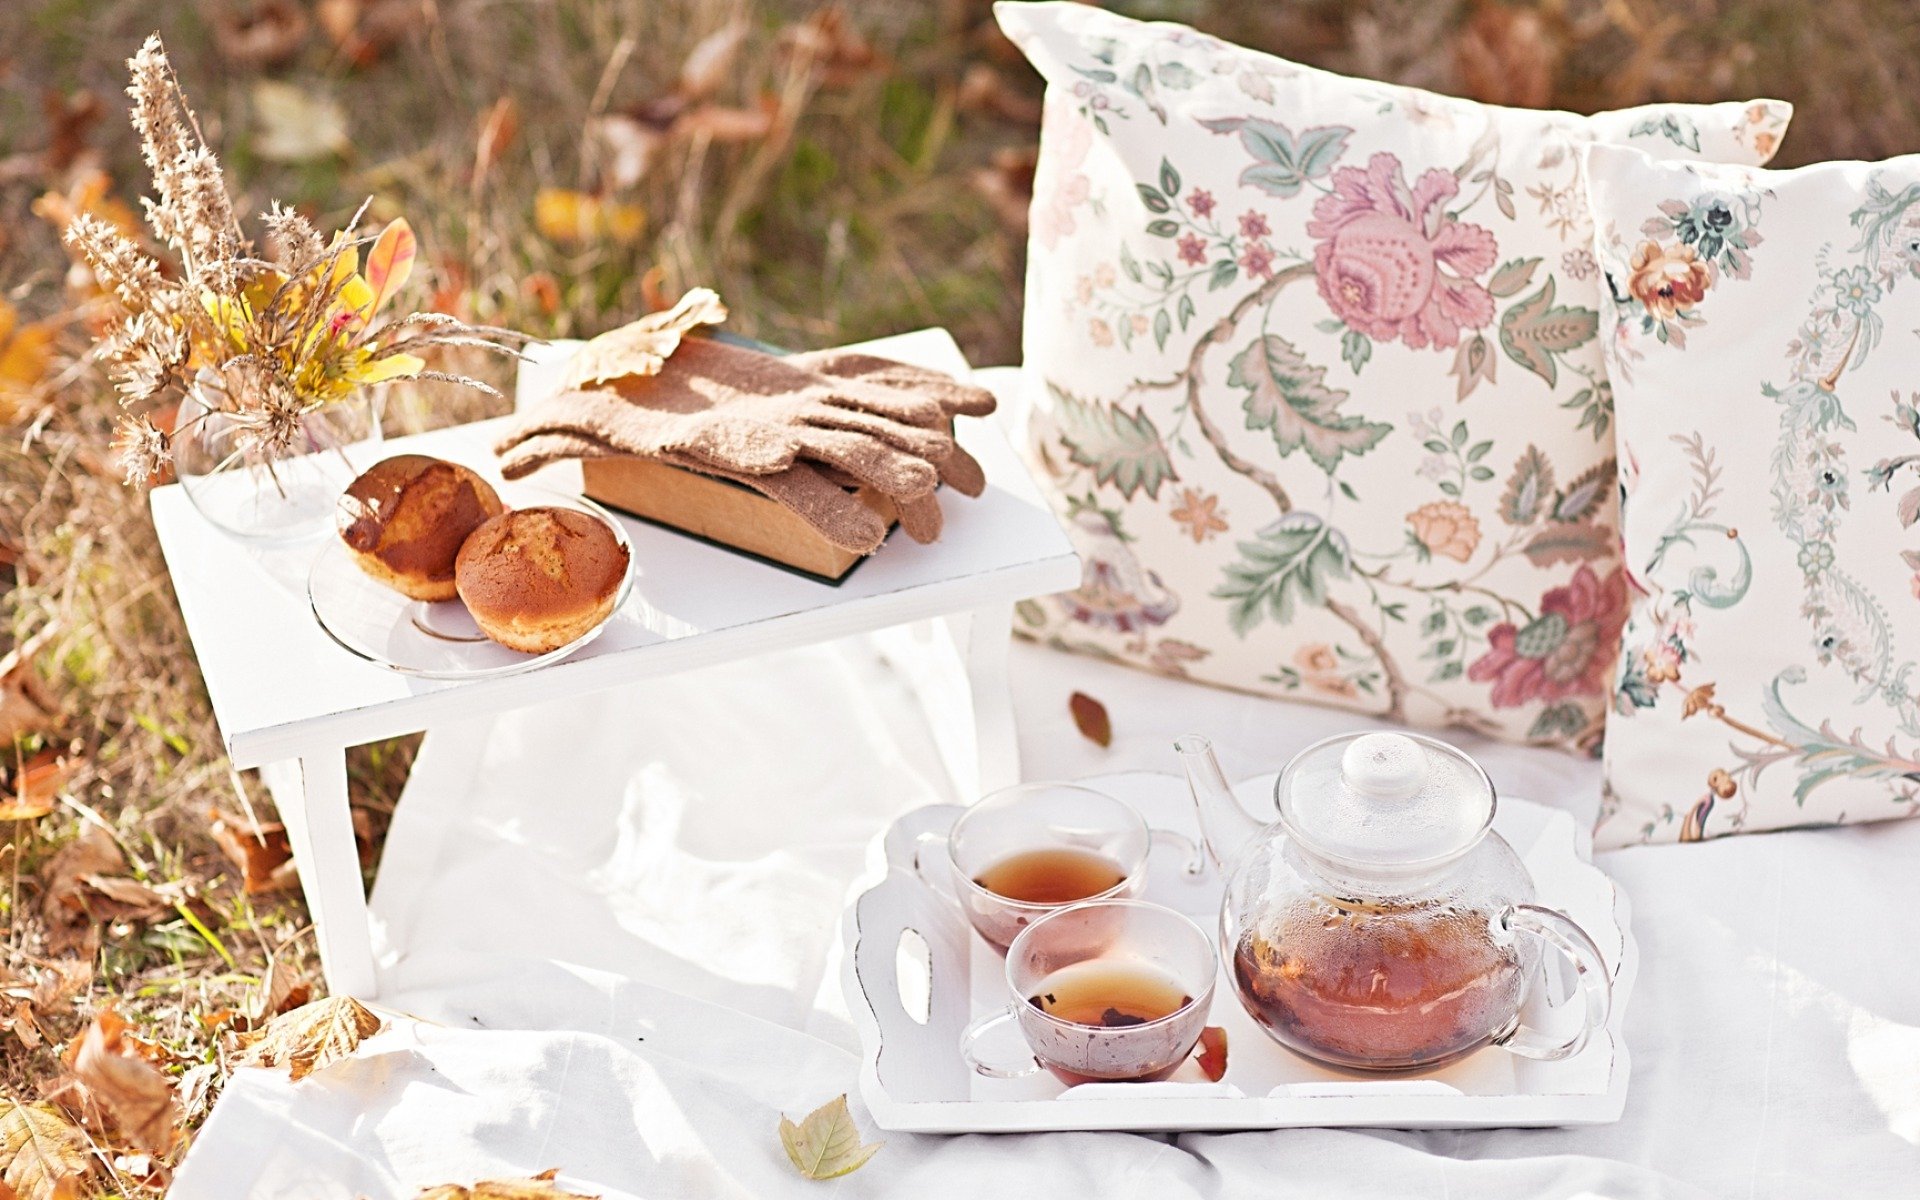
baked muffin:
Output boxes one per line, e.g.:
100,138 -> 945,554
337,455 -> 505,601
455,507 -> 629,653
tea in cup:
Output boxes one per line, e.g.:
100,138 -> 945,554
959,899 -> 1216,1084
917,783 -> 1191,949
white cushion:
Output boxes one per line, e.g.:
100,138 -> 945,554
1586,142 -> 1920,846
996,1 -> 1789,752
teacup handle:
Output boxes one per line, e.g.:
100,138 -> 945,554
911,832 -> 961,904
1150,828 -> 1206,877
958,1005 -> 1040,1078
1494,903 -> 1613,1061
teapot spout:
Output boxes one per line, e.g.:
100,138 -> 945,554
1175,735 -> 1263,871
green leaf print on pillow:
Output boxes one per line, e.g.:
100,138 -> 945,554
1229,334 -> 1390,472
1049,383 -> 1179,500
1215,514 -> 1351,635
1498,278 -> 1599,387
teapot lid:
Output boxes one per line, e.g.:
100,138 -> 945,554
1275,731 -> 1494,875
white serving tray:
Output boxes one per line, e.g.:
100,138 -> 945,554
840,771 -> 1637,1133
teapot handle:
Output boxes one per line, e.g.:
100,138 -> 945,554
1493,903 -> 1613,1061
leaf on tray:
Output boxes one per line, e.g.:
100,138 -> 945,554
414,1167 -> 597,1199
1068,691 -> 1112,748
778,1094 -> 881,1180
231,995 -> 382,1081
1196,1026 -> 1228,1082
555,287 -> 727,389
69,1008 -> 178,1154
0,1100 -> 90,1200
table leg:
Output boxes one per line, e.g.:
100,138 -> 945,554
259,749 -> 379,999
877,603 -> 1020,801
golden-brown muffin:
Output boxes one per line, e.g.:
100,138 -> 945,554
338,455 -> 505,601
454,506 -> 629,653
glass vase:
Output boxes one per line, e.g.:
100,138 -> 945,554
173,369 -> 384,542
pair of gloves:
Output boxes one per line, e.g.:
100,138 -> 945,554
495,336 -> 996,554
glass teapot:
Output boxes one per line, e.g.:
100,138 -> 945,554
1176,730 -> 1611,1072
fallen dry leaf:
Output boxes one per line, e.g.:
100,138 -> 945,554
41,828 -> 130,920
232,995 -> 382,1081
533,188 -> 646,247
248,954 -> 311,1026
41,89 -> 101,175
679,20 -> 747,101
779,5 -> 884,90
69,1008 -> 178,1154
0,1100 -> 90,1200
0,1001 -> 43,1051
1068,691 -> 1111,748
0,301 -> 58,423
1452,4 -> 1560,109
971,144 -> 1035,236
213,0 -> 311,70
317,0 -> 415,66
675,101 -> 777,144
584,114 -> 664,193
777,1094 -> 881,1181
25,958 -> 90,1019
556,287 -> 728,390
251,80 -> 351,162
0,632 -> 59,746
208,810 -> 297,895
1197,1026 -> 1228,1082
414,1168 -> 597,1199
0,749 -> 72,821
957,63 -> 1041,125
473,95 -> 520,188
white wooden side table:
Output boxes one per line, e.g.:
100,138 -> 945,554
150,329 -> 1077,998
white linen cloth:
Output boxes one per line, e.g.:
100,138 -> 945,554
172,634 -> 1920,1199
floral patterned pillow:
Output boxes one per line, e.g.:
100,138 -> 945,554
1587,144 -> 1920,846
996,1 -> 1789,751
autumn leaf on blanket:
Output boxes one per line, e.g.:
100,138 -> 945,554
232,995 -> 382,1080
778,1094 -> 881,1180
1069,691 -> 1112,748
1196,1026 -> 1228,1082
414,1167 -> 598,1199
555,288 -> 729,390
0,1100 -> 91,1200
70,1007 -> 178,1154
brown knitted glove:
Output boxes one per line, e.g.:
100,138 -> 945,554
496,334 -> 999,552
499,429 -> 895,553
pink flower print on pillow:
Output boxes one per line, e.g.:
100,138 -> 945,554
1033,106 -> 1094,250
1308,152 -> 1499,350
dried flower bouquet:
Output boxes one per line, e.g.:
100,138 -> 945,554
64,34 -> 523,489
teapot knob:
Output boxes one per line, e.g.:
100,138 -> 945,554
1340,733 -> 1427,801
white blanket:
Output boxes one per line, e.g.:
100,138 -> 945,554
172,635 -> 1920,1199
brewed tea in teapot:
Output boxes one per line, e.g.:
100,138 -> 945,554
1179,731 -> 1611,1072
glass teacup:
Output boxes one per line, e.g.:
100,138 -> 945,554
959,899 -> 1217,1084
916,782 -> 1194,949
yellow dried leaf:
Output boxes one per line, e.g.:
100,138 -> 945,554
556,287 -> 727,390
0,301 -> 57,421
0,1101 -> 90,1200
414,1168 -> 596,1199
232,995 -> 382,1081
251,80 -> 351,162
70,1008 -> 178,1154
533,189 -> 646,248
777,1094 -> 881,1181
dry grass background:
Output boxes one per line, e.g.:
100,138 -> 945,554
1,0 -> 1917,1191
